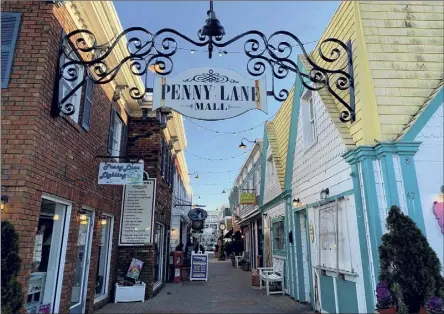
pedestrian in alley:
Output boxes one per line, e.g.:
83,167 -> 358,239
194,240 -> 205,253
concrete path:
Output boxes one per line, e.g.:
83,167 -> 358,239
95,257 -> 313,313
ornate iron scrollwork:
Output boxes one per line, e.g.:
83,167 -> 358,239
52,2 -> 355,123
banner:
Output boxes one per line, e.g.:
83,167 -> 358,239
119,180 -> 156,245
190,252 -> 208,281
98,162 -> 144,185
240,192 -> 257,205
153,67 -> 267,121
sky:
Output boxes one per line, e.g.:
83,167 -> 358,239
113,1 -> 339,211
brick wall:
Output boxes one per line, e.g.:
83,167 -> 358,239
1,2 -> 127,313
116,116 -> 173,299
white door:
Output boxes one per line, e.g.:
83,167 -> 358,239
300,211 -> 311,303
70,210 -> 94,313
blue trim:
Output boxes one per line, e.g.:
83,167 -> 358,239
293,189 -> 354,211
380,154 -> 400,207
1,12 -> 21,89
294,211 -> 306,301
319,275 -> 336,313
336,279 -> 359,313
402,87 -> 443,141
305,211 -> 314,309
399,156 -> 427,235
350,164 -> 375,313
284,200 -> 290,292
259,129 -> 269,207
360,159 -> 382,283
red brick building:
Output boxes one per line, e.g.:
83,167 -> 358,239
1,2 -> 184,313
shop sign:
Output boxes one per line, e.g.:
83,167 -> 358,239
153,67 -> 268,121
226,218 -> 233,230
119,180 -> 156,246
98,162 -> 144,185
240,192 -> 257,205
190,252 -> 208,281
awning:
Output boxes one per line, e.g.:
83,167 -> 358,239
238,209 -> 261,226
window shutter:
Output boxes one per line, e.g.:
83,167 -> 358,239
1,13 -> 21,88
120,121 -> 128,158
81,77 -> 94,130
107,107 -> 116,155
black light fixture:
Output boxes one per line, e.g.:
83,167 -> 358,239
99,215 -> 108,225
239,138 -> 256,149
189,172 -> 199,180
1,195 -> 9,211
320,188 -> 330,200
222,189 -> 226,194
292,198 -> 301,207
200,1 -> 226,38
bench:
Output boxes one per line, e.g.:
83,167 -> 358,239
235,251 -> 249,269
258,257 -> 284,295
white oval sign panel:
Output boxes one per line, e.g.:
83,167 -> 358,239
153,67 -> 268,120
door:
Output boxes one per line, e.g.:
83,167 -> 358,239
70,210 -> 94,313
154,223 -> 165,288
300,211 -> 311,303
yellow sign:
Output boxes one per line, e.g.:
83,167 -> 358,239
227,218 -> 232,230
240,192 -> 256,205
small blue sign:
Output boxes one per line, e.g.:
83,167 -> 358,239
190,253 -> 208,281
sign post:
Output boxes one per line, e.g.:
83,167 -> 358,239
190,252 -> 208,281
119,179 -> 156,246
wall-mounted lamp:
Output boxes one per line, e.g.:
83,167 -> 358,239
222,189 -> 226,194
189,172 -> 199,180
292,198 -> 301,207
320,188 -> 330,200
100,215 -> 108,225
239,138 -> 256,149
78,209 -> 88,225
1,195 -> 9,211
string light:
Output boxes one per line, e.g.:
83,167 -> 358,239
187,150 -> 248,161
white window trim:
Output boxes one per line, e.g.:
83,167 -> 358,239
301,89 -> 318,150
39,194 -> 72,314
94,214 -> 114,304
59,50 -> 83,123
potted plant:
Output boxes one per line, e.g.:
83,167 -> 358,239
1,221 -> 24,314
425,296 -> 443,314
378,206 -> 444,313
376,282 -> 396,314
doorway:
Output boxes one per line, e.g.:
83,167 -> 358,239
153,222 -> 165,289
70,209 -> 94,313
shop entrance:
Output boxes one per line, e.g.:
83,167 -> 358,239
70,209 -> 94,313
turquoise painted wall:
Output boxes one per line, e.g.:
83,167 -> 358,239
319,275 -> 336,313
337,279 -> 359,313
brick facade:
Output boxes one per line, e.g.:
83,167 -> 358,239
1,2 -> 127,313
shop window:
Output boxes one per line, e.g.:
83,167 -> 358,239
272,220 -> 285,251
94,215 -> 113,301
27,198 -> 70,314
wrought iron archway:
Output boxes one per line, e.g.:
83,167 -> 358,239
52,1 -> 355,123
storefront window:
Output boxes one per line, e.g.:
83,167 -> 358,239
95,216 -> 112,299
272,220 -> 285,251
27,198 -> 69,314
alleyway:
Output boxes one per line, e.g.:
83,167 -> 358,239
95,258 -> 313,313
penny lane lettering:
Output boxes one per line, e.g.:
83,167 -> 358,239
161,84 -> 260,111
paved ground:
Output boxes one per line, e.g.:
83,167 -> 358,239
95,258 -> 313,313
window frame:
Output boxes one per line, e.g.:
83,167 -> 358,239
272,219 -> 285,253
1,12 -> 21,89
111,114 -> 123,160
301,89 -> 318,150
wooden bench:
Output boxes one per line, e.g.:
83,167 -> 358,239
258,257 -> 284,295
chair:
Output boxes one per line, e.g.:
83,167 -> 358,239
235,251 -> 249,268
258,257 -> 284,295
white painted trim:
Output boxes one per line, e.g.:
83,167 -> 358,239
40,195 -> 72,314
94,214 -> 114,304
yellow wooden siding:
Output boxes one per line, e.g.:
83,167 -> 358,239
309,1 -> 382,146
359,1 -> 444,141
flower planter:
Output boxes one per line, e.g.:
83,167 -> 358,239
419,306 -> 427,314
377,307 -> 396,314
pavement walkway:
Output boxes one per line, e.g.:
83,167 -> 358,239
95,257 -> 313,313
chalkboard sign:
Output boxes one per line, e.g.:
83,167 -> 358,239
190,252 -> 208,281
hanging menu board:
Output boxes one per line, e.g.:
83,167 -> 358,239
190,252 -> 208,281
119,179 -> 156,246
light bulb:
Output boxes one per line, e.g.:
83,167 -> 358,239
53,214 -> 60,221
80,220 -> 88,225
79,214 -> 87,221
101,219 -> 107,225
219,51 -> 222,57
191,49 -> 195,54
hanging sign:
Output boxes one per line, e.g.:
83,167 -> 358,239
240,192 -> 257,205
98,162 -> 144,185
119,180 -> 156,246
190,252 -> 208,281
153,67 -> 268,120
